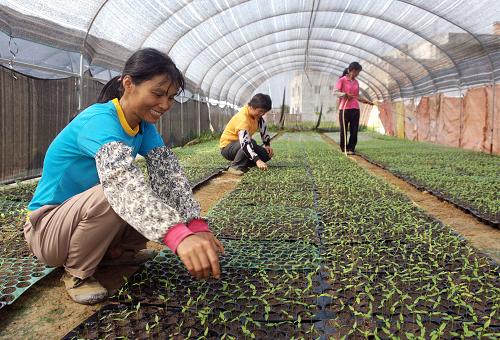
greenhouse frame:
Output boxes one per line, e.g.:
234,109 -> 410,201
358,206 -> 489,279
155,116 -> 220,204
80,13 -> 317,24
0,1 -> 499,339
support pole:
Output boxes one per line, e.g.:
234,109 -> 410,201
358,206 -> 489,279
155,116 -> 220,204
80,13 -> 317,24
77,53 -> 84,111
458,85 -> 463,148
490,81 -> 496,154
279,87 -> 286,129
314,104 -> 323,130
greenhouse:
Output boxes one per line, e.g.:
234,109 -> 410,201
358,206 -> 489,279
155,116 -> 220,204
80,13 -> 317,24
0,0 -> 499,338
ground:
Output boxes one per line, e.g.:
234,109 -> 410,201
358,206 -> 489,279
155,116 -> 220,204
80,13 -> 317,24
0,147 -> 498,339
0,174 -> 241,340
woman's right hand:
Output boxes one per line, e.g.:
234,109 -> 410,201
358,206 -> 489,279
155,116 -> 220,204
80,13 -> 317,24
256,159 -> 268,170
176,234 -> 221,279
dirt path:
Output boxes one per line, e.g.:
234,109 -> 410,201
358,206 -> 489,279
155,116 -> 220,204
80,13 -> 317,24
321,133 -> 500,263
0,173 -> 241,340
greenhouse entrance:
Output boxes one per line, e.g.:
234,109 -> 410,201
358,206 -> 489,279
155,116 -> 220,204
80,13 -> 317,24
1,1 -> 499,338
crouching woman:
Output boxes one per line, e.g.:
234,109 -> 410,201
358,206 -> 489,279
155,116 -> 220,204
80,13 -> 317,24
24,48 -> 224,304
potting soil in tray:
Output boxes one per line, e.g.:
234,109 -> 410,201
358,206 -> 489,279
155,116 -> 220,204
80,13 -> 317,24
63,303 -> 324,339
0,257 -> 55,309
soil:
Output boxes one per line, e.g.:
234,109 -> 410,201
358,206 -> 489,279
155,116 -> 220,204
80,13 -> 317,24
321,133 -> 500,264
0,172 -> 241,340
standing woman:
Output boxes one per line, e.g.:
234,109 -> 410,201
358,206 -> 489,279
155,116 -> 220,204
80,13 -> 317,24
335,62 -> 373,155
24,48 -> 224,305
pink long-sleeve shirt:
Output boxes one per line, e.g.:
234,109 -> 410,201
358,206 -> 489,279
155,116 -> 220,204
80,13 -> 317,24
336,76 -> 360,110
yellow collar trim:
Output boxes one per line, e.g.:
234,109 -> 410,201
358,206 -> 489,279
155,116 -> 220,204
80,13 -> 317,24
112,98 -> 139,136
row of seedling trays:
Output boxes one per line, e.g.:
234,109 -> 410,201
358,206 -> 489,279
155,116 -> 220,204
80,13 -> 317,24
64,132 -> 498,339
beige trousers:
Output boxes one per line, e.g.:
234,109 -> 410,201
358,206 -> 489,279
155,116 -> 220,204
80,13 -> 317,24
24,185 -> 148,279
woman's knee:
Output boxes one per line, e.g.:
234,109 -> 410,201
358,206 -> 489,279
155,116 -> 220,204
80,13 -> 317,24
86,185 -> 123,222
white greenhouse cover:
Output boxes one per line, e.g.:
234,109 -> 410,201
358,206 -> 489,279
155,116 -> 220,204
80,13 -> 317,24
0,0 -> 499,104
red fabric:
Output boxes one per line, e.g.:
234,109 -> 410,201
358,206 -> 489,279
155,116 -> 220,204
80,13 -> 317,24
416,97 -> 430,141
162,223 -> 194,254
378,101 -> 394,135
462,87 -> 489,152
404,99 -> 417,140
490,85 -> 500,155
393,101 -> 405,138
436,96 -> 461,147
428,95 -> 440,143
188,219 -> 211,233
384,85 -> 498,154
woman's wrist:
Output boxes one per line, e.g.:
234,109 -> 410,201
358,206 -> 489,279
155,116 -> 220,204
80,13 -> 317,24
187,218 -> 211,233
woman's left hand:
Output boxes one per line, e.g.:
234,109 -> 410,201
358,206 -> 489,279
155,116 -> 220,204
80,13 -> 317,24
264,146 -> 274,158
194,232 -> 225,254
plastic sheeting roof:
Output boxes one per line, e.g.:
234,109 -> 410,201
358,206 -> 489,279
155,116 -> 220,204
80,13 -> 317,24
0,0 -> 499,104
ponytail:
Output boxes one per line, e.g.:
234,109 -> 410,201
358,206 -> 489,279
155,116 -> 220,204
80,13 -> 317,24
97,48 -> 185,104
341,68 -> 349,78
98,76 -> 122,103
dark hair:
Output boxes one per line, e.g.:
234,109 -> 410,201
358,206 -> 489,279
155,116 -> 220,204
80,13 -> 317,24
248,93 -> 272,111
342,62 -> 362,78
98,48 -> 185,103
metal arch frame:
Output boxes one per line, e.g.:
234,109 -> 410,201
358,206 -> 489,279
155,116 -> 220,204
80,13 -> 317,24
232,68 -> 380,108
229,60 -> 385,105
197,28 -> 417,96
304,0 -> 320,71
232,61 -> 381,105
216,50 -> 393,103
170,9 -> 460,91
153,0 -> 254,54
77,0 -> 109,109
186,18 -> 437,97
222,55 -> 387,103
221,55 -> 387,100
81,0 -> 110,55
398,0 -> 495,78
205,41 -> 405,100
199,28 -> 418,95
83,1 -> 464,98
230,61 -> 383,104
214,46 -> 402,101
135,0 -> 197,49
75,0 -> 492,119
399,0 -> 496,153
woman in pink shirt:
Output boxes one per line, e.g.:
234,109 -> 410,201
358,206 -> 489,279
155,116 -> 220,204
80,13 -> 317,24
335,62 -> 373,154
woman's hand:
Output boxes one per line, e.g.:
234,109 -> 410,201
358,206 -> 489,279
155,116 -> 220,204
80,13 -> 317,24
256,159 -> 268,170
194,232 -> 225,254
176,234 -> 221,279
264,146 -> 274,158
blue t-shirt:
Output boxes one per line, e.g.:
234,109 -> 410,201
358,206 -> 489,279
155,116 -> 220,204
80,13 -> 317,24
28,99 -> 164,211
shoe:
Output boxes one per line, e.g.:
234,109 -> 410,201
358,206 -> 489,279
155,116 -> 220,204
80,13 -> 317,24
347,151 -> 355,155
100,249 -> 157,267
226,166 -> 245,176
61,272 -> 108,305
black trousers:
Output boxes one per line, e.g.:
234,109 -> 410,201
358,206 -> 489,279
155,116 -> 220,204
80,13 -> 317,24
339,108 -> 360,152
220,139 -> 270,170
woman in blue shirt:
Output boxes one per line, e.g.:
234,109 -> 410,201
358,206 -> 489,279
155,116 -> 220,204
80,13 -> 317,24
25,48 -> 224,304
